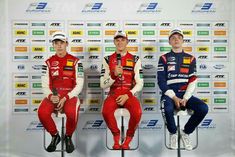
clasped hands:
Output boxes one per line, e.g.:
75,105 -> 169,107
50,95 -> 66,111
172,96 -> 187,110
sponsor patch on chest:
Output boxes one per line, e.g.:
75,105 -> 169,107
126,59 -> 134,67
66,60 -> 74,66
183,57 -> 191,64
180,67 -> 189,74
167,65 -> 175,71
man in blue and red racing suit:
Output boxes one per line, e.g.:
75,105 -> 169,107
157,28 -> 208,150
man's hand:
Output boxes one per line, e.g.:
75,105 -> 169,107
172,96 -> 181,109
180,98 -> 187,108
55,97 -> 66,111
50,95 -> 60,104
116,94 -> 129,106
114,65 -> 123,77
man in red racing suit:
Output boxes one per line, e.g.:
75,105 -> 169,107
38,31 -> 84,153
100,30 -> 143,150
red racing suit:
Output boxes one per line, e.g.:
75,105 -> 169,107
100,51 -> 143,137
38,53 -> 84,136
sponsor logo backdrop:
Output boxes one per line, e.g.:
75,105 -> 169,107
1,0 -> 234,157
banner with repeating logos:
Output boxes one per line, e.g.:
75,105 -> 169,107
1,0 -> 234,156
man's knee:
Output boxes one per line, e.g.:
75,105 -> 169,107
200,103 -> 208,116
161,97 -> 174,114
38,106 -> 51,119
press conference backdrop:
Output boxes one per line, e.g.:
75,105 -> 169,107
0,0 -> 235,156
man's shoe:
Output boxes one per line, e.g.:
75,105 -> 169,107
112,135 -> 121,150
180,130 -> 193,151
64,135 -> 75,153
121,136 -> 133,150
46,133 -> 61,152
169,133 -> 178,150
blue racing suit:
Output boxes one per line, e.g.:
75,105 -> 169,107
157,50 -> 208,134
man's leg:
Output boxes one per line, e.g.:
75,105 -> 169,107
184,96 -> 208,134
160,95 -> 178,149
63,97 -> 80,153
160,95 -> 177,134
38,98 -> 60,152
180,96 -> 208,150
102,96 -> 120,149
122,96 -> 142,149
38,98 -> 58,135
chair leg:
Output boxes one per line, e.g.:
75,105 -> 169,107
121,115 -> 125,157
177,116 -> 181,157
43,128 -> 47,150
61,117 -> 65,157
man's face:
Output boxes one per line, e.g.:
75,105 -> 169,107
169,33 -> 183,49
114,37 -> 128,52
53,40 -> 68,57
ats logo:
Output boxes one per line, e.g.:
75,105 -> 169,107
50,23 -> 62,27
143,106 -> 157,112
139,119 -> 162,129
192,3 -> 216,13
88,107 -> 100,112
199,119 -> 216,129
82,120 -> 106,130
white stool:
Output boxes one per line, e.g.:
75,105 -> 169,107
106,108 -> 139,157
43,112 -> 66,157
164,110 -> 198,157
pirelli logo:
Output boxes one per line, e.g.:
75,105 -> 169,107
15,30 -> 28,36
214,30 -> 227,36
70,30 -> 84,36
15,82 -> 28,89
183,30 -> 193,36
214,82 -> 227,88
15,46 -> 28,52
105,30 -> 116,36
88,47 -> 101,53
71,47 -> 83,53
143,98 -> 156,105
125,30 -> 138,36
127,46 -> 138,52
160,30 -> 170,36
196,47 -> 209,53
88,99 -> 100,105
183,46 -> 192,53
32,46 -> 46,53
32,99 -> 42,105
15,99 -> 28,105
